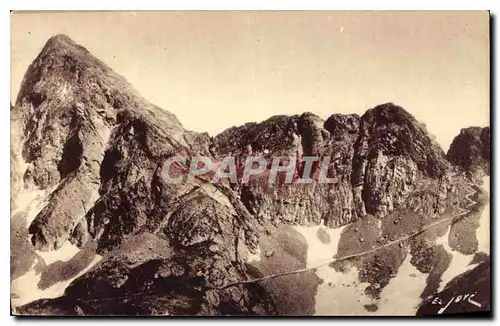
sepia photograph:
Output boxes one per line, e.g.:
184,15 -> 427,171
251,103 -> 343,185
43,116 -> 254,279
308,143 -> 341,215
10,10 -> 491,316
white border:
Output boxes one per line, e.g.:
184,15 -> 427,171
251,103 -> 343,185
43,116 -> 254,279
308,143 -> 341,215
2,1 -> 499,10
2,1 -> 498,325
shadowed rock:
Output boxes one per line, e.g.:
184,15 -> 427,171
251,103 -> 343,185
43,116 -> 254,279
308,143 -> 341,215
447,126 -> 490,177
12,34 -> 491,316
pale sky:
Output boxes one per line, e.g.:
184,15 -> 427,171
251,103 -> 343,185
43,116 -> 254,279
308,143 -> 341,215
11,11 -> 490,151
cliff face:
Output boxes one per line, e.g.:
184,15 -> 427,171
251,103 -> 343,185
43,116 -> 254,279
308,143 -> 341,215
211,112 -> 360,228
351,103 -> 451,218
14,34 -> 188,251
12,35 -> 274,316
212,102 -> 454,226
447,126 -> 490,177
209,104 -> 485,306
12,35 -> 490,316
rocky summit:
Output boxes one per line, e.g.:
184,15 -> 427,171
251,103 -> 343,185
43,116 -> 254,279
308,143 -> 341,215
11,35 -> 490,316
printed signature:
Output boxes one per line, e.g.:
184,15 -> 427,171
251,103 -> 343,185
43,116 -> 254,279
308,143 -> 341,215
431,292 -> 482,314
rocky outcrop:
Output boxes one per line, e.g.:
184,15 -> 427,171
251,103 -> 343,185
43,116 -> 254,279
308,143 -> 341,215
13,35 -> 275,315
14,34 -> 193,251
26,187 -> 274,315
14,35 -> 115,250
12,34 -> 491,316
211,112 -> 360,228
351,103 -> 451,218
447,126 -> 490,177
212,103 -> 455,225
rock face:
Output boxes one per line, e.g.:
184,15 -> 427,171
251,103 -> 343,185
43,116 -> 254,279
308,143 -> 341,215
12,35 -> 490,316
447,126 -> 490,177
351,103 -> 451,218
13,35 -> 274,316
14,34 -> 194,252
211,112 -> 360,228
212,103 -> 453,226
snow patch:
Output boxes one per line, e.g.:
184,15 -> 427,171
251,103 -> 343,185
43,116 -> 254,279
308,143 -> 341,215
11,255 -> 102,308
293,224 -> 377,315
476,176 -> 490,254
247,246 -> 262,263
315,267 -> 374,315
293,223 -> 428,315
436,228 -> 475,292
292,224 -> 346,268
372,254 -> 427,315
35,241 -> 81,266
436,176 -> 490,292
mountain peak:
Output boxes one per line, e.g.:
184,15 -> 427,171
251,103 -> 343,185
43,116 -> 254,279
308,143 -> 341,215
365,102 -> 417,125
15,34 -> 114,105
447,126 -> 490,176
39,34 -> 86,57
355,102 -> 449,179
45,34 -> 76,46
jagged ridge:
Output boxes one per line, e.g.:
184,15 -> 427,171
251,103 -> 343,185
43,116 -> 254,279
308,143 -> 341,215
11,34 -> 490,316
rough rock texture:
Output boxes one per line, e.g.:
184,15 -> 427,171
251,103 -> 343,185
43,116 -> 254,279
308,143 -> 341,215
14,34 -> 191,251
13,35 -> 275,316
213,103 -> 455,226
351,103 -> 451,218
447,126 -> 490,177
211,112 -> 360,228
12,35 -> 490,316
11,103 -> 25,208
